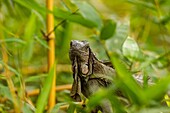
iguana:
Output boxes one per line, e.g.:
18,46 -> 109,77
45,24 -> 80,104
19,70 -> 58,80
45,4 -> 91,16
69,40 -> 148,113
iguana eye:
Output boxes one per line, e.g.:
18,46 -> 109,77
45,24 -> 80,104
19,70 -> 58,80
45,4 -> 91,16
84,45 -> 89,50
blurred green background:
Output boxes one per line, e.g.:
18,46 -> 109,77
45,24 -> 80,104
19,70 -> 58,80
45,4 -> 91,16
0,0 -> 170,113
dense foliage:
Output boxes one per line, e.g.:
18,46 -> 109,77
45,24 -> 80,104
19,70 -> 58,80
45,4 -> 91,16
0,0 -> 170,113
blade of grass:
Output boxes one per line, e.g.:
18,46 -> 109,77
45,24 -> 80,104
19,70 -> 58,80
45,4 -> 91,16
73,1 -> 103,29
1,43 -> 20,113
86,87 -> 126,113
0,38 -> 25,44
144,75 -> 170,101
50,102 -> 67,113
67,103 -> 76,113
35,66 -> 55,113
126,0 -> 156,10
0,84 -> 12,101
22,11 -> 37,62
110,54 -> 145,105
34,36 -> 49,49
14,0 -> 46,16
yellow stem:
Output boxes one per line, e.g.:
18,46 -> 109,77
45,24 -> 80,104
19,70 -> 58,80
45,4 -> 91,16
0,64 -> 71,76
46,0 -> 56,110
27,84 -> 72,96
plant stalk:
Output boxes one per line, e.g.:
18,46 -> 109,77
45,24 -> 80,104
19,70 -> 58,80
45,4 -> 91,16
1,44 -> 20,113
46,0 -> 56,110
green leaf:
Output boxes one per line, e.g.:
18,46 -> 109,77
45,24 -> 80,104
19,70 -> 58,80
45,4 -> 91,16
86,87 -> 126,113
22,11 -> 37,62
110,54 -> 145,105
126,0 -> 156,10
34,36 -> 49,49
0,38 -> 25,44
67,103 -> 76,113
25,74 -> 47,83
7,65 -> 22,86
73,1 -> 103,29
100,20 -> 116,40
137,107 -> 170,113
14,0 -> 46,16
50,103 -> 67,113
108,92 -> 127,113
35,66 -> 55,113
15,0 -> 103,29
22,102 -> 34,113
139,51 -> 170,70
144,75 -> 170,101
0,84 -> 12,101
106,23 -> 128,52
7,65 -> 21,77
122,36 -> 141,61
86,89 -> 108,112
53,8 -> 100,28
110,53 -> 170,105
14,0 -> 45,27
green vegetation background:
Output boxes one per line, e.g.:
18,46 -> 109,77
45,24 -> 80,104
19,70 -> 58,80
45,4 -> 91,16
0,0 -> 170,113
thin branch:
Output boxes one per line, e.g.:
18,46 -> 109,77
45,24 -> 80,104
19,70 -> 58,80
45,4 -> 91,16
26,84 -> 72,96
1,43 -> 20,113
0,64 -> 72,81
41,9 -> 79,41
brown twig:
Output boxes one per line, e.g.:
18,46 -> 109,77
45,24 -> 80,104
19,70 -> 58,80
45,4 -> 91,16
0,64 -> 72,77
41,9 -> 79,41
60,101 -> 84,110
26,84 -> 72,96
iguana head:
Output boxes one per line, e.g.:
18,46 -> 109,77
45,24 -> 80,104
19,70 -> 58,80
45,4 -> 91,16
69,40 -> 92,102
69,40 -> 93,75
69,40 -> 90,63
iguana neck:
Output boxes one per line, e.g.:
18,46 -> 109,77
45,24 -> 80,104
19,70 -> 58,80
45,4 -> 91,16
92,57 -> 115,77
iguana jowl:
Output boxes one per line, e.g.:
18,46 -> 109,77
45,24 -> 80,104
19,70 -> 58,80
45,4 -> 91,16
69,40 -> 115,113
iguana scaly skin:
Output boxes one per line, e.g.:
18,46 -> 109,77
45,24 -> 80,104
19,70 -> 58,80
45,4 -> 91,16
69,40 -> 115,113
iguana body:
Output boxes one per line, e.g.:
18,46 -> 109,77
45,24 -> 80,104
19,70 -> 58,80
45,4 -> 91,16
69,40 -> 148,113
69,40 -> 116,113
